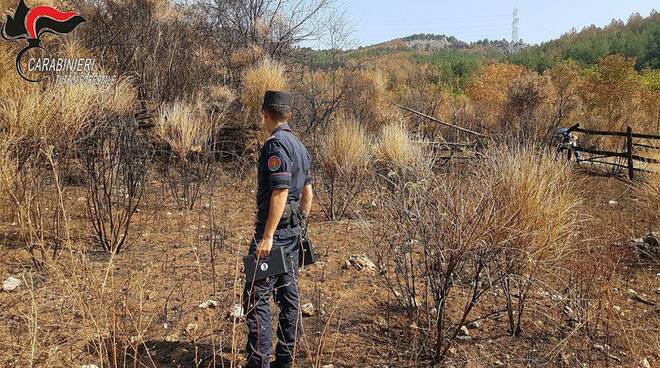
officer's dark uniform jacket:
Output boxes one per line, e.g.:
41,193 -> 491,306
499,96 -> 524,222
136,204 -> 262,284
253,123 -> 311,250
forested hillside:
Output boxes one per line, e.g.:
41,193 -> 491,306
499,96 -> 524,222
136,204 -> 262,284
298,11 -> 659,94
512,10 -> 660,72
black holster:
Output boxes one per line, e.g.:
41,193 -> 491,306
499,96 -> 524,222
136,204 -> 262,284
278,202 -> 303,228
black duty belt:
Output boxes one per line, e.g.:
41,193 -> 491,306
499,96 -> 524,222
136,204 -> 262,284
277,202 -> 303,229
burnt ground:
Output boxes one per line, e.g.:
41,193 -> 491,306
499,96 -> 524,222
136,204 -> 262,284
0,169 -> 658,367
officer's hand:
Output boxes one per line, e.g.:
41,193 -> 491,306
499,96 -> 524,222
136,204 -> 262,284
255,236 -> 273,259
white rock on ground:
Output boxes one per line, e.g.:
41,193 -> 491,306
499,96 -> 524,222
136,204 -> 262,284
185,322 -> 198,335
343,254 -> 376,272
640,358 -> 651,368
198,300 -> 219,309
458,325 -> 470,337
226,303 -> 244,319
80,365 -> 100,368
2,276 -> 22,292
301,303 -> 315,317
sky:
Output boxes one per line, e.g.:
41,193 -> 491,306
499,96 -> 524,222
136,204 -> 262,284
313,0 -> 658,48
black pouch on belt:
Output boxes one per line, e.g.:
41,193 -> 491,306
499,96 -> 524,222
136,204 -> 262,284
299,229 -> 317,267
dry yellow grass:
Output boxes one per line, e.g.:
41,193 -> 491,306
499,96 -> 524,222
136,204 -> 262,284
0,78 -> 136,156
637,169 -> 660,227
241,58 -> 287,120
320,119 -> 371,175
208,85 -> 236,105
57,36 -> 95,60
156,99 -> 217,160
230,45 -> 265,68
374,122 -> 422,168
479,145 -> 581,269
342,68 -> 393,131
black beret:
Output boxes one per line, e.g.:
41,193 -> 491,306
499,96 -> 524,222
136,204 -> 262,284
263,90 -> 293,107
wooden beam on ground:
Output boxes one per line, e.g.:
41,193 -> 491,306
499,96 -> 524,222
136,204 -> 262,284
396,104 -> 490,139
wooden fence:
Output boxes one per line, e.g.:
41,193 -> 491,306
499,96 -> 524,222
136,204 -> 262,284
566,123 -> 660,179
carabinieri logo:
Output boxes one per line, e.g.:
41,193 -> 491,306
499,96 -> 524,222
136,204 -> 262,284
1,0 -> 86,82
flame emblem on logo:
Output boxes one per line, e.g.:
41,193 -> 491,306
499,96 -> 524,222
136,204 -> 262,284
1,0 -> 86,82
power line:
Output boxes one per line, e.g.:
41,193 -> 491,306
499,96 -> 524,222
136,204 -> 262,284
358,14 -> 511,26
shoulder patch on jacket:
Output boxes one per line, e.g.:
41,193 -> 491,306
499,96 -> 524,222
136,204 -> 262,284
267,156 -> 282,171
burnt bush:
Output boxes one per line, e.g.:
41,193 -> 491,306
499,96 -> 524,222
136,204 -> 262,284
80,119 -> 151,253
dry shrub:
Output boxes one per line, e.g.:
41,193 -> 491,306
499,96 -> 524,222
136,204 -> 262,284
0,79 -> 136,161
383,58 -> 444,132
0,145 -> 65,270
577,55 -> 641,132
481,146 -> 581,269
157,100 -> 217,161
57,36 -> 96,60
0,79 -> 136,268
156,97 -> 229,209
0,44 -> 22,98
366,144 -> 582,361
478,146 -> 582,335
230,44 -> 265,69
466,62 -> 528,127
80,0 -> 215,101
316,119 -> 371,220
637,170 -> 660,229
639,69 -> 660,133
145,0 -> 181,21
81,119 -> 151,254
341,68 -> 394,131
241,58 -> 287,122
321,119 -> 371,174
574,55 -> 650,154
374,122 -> 423,169
208,85 -> 236,105
545,60 -> 582,126
290,67 -> 351,134
500,73 -> 553,142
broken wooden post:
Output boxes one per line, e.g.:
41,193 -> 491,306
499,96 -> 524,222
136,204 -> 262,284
626,126 -> 634,180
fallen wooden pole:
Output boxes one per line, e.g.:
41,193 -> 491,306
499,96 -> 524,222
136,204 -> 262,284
396,104 -> 490,139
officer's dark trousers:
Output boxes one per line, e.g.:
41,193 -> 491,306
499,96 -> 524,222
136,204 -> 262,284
244,229 -> 301,368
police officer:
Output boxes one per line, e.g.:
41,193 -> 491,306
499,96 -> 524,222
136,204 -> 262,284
244,91 -> 313,368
